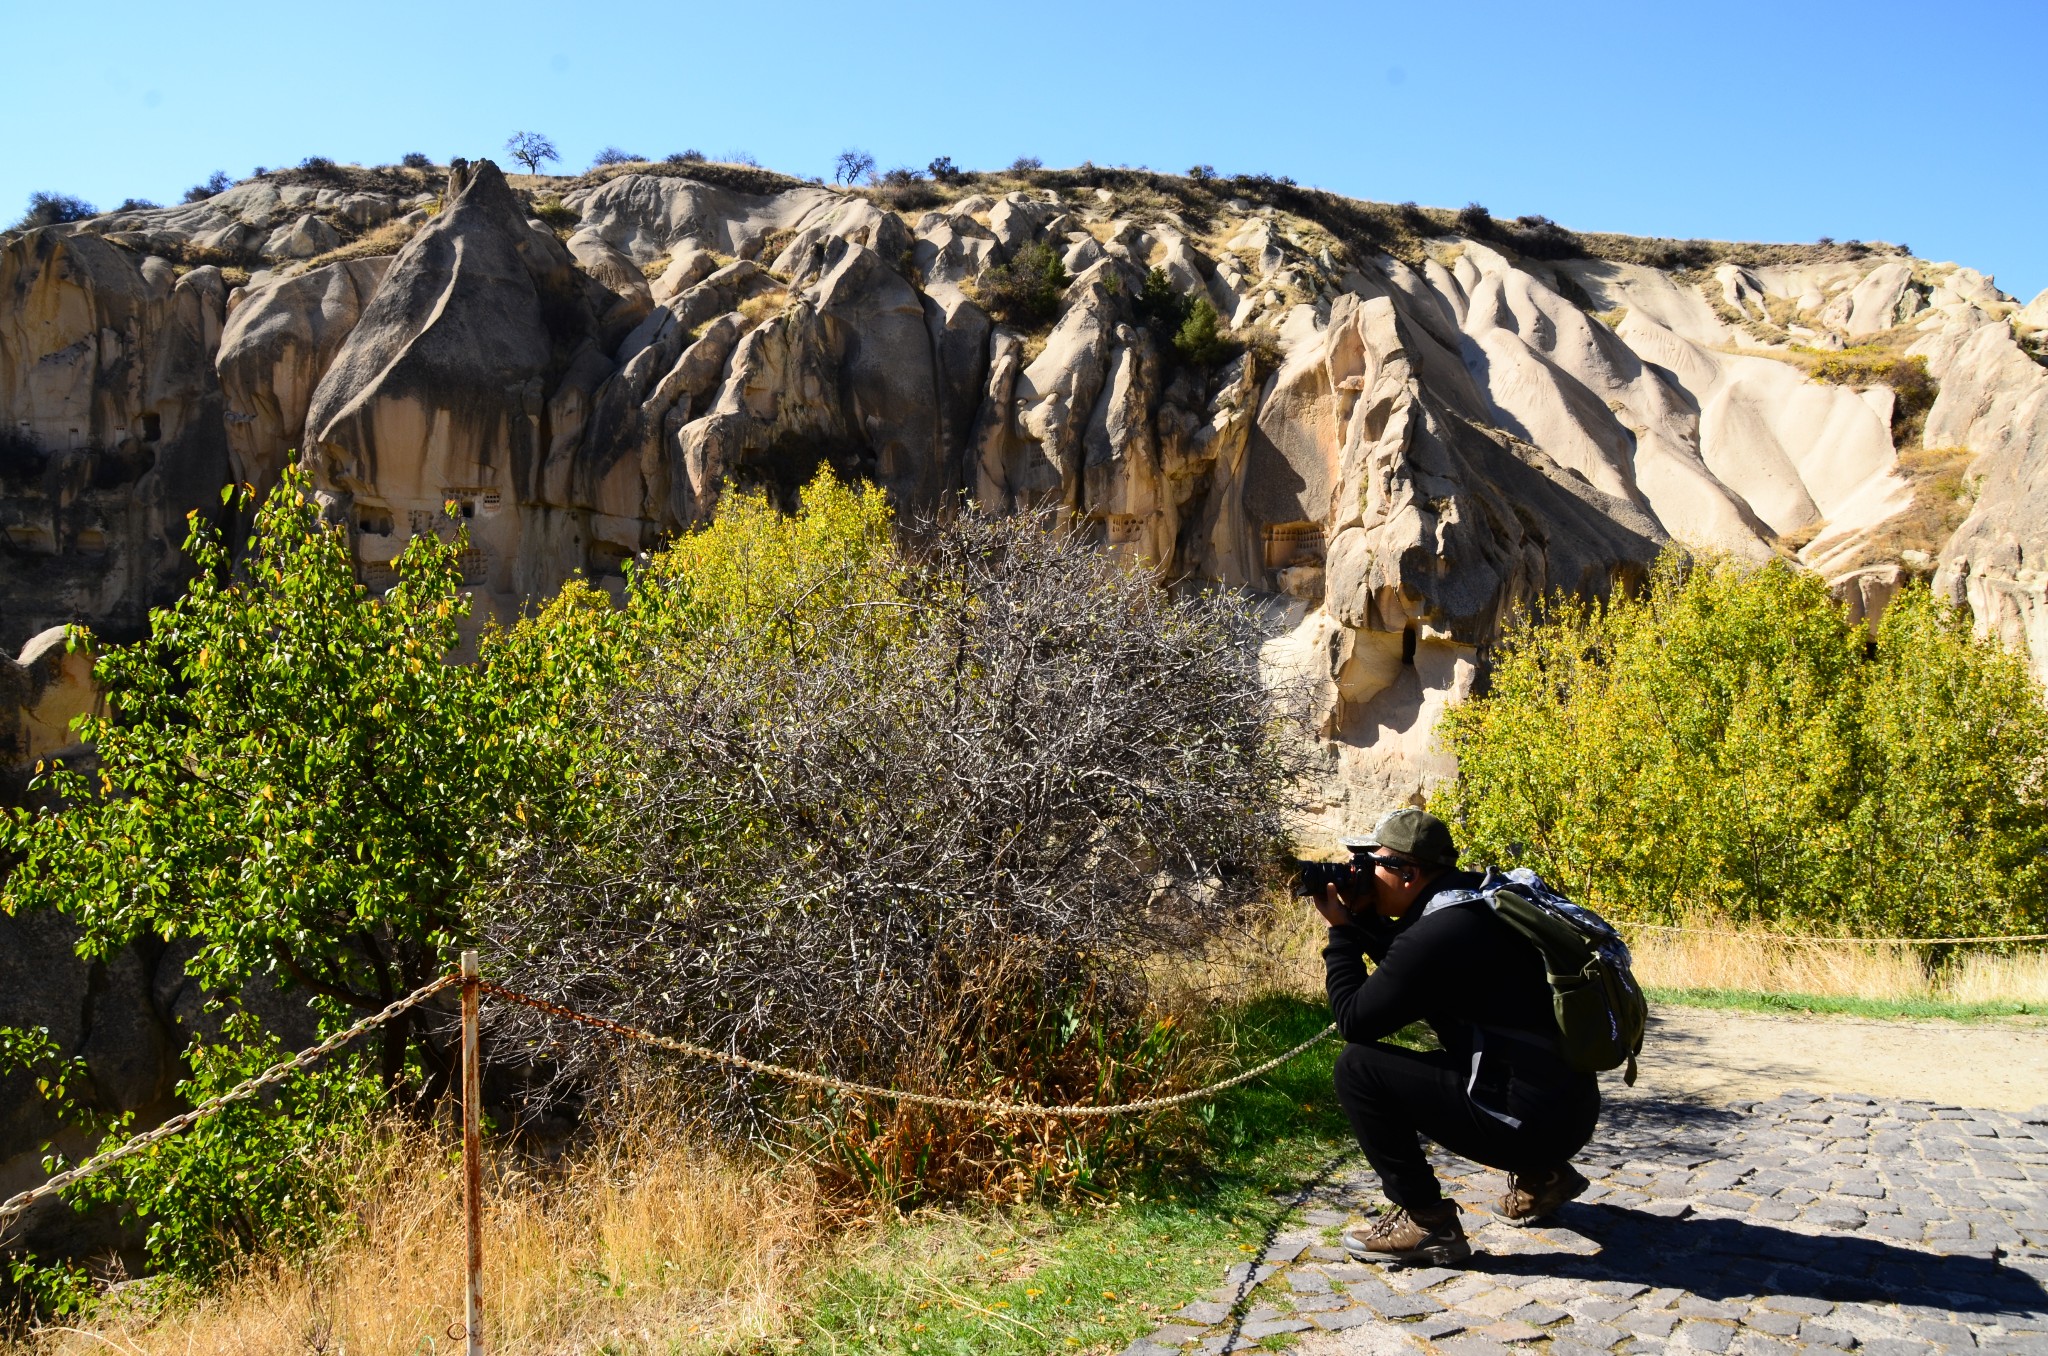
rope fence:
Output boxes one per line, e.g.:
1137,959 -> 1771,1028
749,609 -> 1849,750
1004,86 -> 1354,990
0,956 -> 1340,1350
479,981 -> 1337,1118
12,911 -> 2018,1341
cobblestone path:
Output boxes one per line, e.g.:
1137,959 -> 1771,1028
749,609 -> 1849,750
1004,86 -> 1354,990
1125,1089 -> 2048,1356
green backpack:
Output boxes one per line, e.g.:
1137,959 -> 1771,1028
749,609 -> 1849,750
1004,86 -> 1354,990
1424,868 -> 1647,1085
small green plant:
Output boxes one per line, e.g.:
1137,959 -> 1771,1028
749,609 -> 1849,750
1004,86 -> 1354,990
1173,297 -> 1235,368
531,195 -> 579,230
1133,268 -> 1244,371
973,240 -> 1069,329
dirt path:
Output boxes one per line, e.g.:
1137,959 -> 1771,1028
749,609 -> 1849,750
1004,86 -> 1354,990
1631,1003 -> 2048,1110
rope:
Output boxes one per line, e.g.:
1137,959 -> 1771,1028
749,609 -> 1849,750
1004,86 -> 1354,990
480,982 -> 1338,1118
0,975 -> 459,1228
1618,921 -> 2048,946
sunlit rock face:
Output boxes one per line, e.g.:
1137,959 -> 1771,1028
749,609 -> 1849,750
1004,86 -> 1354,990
7,156 -> 2045,835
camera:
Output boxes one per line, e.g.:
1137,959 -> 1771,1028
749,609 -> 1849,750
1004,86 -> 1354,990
1289,838 -> 1381,897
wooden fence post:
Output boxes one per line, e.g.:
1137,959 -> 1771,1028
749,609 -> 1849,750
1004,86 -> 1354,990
461,950 -> 485,1356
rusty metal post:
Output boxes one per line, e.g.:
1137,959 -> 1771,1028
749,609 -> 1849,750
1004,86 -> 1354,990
461,950 -> 485,1356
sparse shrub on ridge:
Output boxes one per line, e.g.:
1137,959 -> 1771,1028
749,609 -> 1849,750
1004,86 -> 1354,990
400,151 -> 433,169
12,191 -> 97,229
590,146 -> 645,168
1433,548 -> 2048,940
183,170 -> 232,202
872,165 -> 938,210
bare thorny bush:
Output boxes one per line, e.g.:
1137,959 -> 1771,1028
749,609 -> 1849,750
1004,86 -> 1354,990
483,503 -> 1310,1200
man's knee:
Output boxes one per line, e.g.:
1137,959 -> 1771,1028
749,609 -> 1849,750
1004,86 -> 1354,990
1332,1040 -> 1404,1108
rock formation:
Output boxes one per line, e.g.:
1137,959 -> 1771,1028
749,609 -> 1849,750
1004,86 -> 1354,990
6,157 -> 2045,824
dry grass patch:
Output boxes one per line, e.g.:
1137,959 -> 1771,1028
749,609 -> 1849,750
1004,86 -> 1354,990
300,214 -> 423,272
1629,918 -> 2048,1005
735,287 -> 790,331
12,1115 -> 818,1356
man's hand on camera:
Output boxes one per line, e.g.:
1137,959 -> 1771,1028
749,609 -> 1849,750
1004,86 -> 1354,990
1317,881 -> 1370,928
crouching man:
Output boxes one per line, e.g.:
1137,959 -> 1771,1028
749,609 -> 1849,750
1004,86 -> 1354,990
1317,808 -> 1600,1266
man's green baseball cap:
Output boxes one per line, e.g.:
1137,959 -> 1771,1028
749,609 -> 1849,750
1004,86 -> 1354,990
1359,807 -> 1458,868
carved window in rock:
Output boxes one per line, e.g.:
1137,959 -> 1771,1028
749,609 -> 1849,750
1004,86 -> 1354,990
5,521 -> 56,553
1105,515 -> 1144,547
457,547 -> 489,585
440,486 -> 498,522
1263,522 -> 1325,570
588,541 -> 632,578
360,562 -> 400,594
356,505 -> 396,537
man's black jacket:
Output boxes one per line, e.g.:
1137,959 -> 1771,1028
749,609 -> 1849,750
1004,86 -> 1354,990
1323,870 -> 1587,1099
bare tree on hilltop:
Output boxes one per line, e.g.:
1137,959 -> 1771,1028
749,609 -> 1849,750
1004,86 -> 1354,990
504,131 -> 560,175
834,147 -> 876,184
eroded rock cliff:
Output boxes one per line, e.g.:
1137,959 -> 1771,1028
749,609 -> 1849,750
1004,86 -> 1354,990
5,156 -> 2045,828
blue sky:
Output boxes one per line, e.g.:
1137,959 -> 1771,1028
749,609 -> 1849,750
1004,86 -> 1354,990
6,0 -> 2043,301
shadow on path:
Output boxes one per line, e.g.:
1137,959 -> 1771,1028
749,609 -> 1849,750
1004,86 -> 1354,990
1480,1204 -> 2048,1319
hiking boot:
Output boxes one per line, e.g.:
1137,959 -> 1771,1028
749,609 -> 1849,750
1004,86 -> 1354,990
1341,1200 -> 1472,1266
1496,1163 -> 1590,1225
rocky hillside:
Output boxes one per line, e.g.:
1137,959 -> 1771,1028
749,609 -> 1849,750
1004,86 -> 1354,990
5,155 -> 2048,831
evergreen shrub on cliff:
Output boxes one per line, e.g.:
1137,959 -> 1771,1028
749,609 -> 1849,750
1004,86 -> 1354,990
973,240 -> 1068,329
1433,549 -> 2048,939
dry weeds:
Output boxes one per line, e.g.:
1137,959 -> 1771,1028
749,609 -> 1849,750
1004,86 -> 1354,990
1166,893 -> 2048,1012
1629,918 -> 2048,1004
13,1111 -> 818,1356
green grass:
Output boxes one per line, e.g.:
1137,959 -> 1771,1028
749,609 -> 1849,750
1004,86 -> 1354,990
796,995 -> 1376,1354
1649,985 -> 2045,1024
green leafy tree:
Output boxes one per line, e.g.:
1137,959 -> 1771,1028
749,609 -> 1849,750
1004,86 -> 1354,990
2,470 -> 612,1096
1433,549 -> 2048,936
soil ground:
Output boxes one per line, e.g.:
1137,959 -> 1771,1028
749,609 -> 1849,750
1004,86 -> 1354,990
1636,1004 -> 2048,1110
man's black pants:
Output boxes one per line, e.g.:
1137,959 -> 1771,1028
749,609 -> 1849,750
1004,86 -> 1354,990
1332,1041 -> 1600,1209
